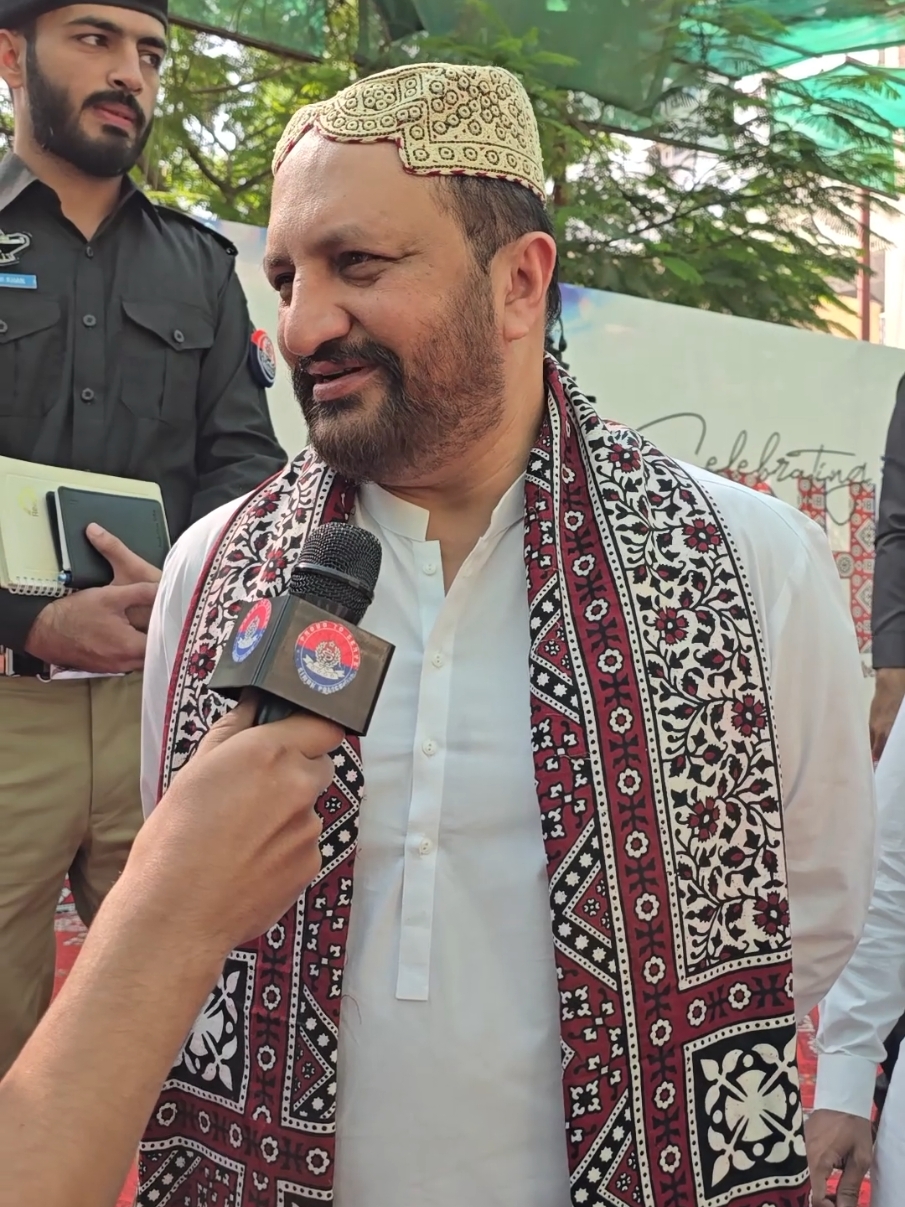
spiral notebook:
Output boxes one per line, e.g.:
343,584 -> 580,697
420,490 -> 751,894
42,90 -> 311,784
0,456 -> 165,597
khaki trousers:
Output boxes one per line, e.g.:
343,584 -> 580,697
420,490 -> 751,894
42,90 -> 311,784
0,672 -> 143,1077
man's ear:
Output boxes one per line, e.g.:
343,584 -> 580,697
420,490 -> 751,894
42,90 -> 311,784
498,231 -> 557,345
0,29 -> 27,92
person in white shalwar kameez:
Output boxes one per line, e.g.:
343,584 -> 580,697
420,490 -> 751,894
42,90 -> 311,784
142,469 -> 877,1206
810,702 -> 905,1207
139,61 -> 877,1207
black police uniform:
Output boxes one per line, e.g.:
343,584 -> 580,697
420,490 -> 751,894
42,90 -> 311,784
0,153 -> 286,657
0,0 -> 287,1082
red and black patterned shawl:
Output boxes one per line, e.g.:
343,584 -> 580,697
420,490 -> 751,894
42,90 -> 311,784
140,360 -> 809,1207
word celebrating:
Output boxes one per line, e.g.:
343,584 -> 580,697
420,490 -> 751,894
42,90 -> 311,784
638,413 -> 870,525
635,412 -> 876,659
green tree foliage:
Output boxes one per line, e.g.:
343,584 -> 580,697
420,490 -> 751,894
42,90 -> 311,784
1,1 -> 900,330
133,14 -> 359,220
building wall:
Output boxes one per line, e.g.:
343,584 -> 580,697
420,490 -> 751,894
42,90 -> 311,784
818,296 -> 883,342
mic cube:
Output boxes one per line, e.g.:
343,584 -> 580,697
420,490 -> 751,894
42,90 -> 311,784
209,595 -> 394,736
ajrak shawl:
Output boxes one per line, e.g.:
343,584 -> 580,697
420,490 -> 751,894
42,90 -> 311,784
140,358 -> 809,1207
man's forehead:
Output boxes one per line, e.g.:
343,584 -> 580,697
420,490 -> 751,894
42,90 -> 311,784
268,134 -> 443,248
277,132 -> 423,195
45,2 -> 167,39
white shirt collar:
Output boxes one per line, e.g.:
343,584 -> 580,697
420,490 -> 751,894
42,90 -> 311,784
358,476 -> 526,544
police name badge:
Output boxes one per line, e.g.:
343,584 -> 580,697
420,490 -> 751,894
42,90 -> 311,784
0,273 -> 37,289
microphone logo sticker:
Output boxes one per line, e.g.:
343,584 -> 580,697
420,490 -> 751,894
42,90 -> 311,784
295,620 -> 361,694
232,599 -> 272,662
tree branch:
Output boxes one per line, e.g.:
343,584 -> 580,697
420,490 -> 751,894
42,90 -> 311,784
183,141 -> 231,195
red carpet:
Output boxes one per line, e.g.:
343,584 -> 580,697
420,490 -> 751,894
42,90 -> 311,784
53,884 -> 870,1206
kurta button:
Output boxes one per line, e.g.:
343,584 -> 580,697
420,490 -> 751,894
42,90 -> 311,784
85,246 -> 94,258
418,838 -> 433,856
422,561 -> 438,576
421,739 -> 437,757
173,329 -> 185,344
80,387 -> 95,403
82,314 -> 96,327
0,321 -> 7,334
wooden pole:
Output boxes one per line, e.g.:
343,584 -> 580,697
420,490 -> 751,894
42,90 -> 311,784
858,188 -> 871,341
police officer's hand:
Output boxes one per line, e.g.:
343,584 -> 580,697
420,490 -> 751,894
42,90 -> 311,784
86,522 -> 161,633
22,523 -> 162,671
128,695 -> 342,949
806,1108 -> 873,1206
870,667 -> 905,761
23,582 -> 157,673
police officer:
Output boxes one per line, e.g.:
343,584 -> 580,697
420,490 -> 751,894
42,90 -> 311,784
0,0 -> 285,1074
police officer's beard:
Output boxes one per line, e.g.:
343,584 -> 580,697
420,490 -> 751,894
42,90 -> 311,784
291,269 -> 506,485
25,41 -> 152,178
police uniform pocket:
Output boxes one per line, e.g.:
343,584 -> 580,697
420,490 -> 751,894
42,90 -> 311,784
120,300 -> 214,426
0,296 -> 62,416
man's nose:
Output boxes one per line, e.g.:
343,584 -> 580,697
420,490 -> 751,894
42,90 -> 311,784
279,287 -> 354,363
108,48 -> 145,96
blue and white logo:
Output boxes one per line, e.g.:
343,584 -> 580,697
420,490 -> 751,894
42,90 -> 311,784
295,620 -> 361,695
232,599 -> 271,663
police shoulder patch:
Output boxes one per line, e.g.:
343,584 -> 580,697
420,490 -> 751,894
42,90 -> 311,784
248,328 -> 277,388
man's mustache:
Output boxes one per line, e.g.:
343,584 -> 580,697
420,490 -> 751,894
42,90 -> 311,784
82,89 -> 146,134
294,339 -> 403,380
292,340 -> 407,409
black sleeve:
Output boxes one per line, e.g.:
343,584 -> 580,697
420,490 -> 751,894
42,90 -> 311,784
0,591 -> 50,653
190,267 -> 287,523
873,374 -> 905,667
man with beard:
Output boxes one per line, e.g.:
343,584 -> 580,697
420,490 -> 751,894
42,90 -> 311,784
139,65 -> 874,1207
0,0 -> 284,1076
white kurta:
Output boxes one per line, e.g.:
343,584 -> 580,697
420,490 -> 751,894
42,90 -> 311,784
815,702 -> 905,1207
143,464 -> 875,1207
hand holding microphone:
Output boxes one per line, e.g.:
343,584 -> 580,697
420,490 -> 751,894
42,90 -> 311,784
0,695 -> 343,1207
0,525 -> 391,1207
129,696 -> 343,952
135,522 -> 390,953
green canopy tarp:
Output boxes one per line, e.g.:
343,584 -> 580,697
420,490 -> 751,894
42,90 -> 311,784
167,0 -> 905,166
685,2 -> 905,76
167,0 -> 905,106
777,60 -> 905,133
171,0 -> 328,56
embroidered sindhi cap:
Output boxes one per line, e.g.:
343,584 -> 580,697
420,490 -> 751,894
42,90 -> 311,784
272,62 -> 546,201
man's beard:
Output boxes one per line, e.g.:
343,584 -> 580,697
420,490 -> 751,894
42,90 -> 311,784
291,271 -> 506,484
26,41 -> 151,178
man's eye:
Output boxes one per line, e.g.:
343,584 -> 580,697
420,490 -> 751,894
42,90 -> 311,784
141,51 -> 164,69
80,33 -> 106,46
273,274 -> 294,300
339,252 -> 378,270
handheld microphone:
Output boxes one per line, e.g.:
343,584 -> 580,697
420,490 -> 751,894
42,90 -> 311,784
209,524 -> 394,736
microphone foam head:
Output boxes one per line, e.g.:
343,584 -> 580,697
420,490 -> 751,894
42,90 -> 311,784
290,523 -> 382,625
